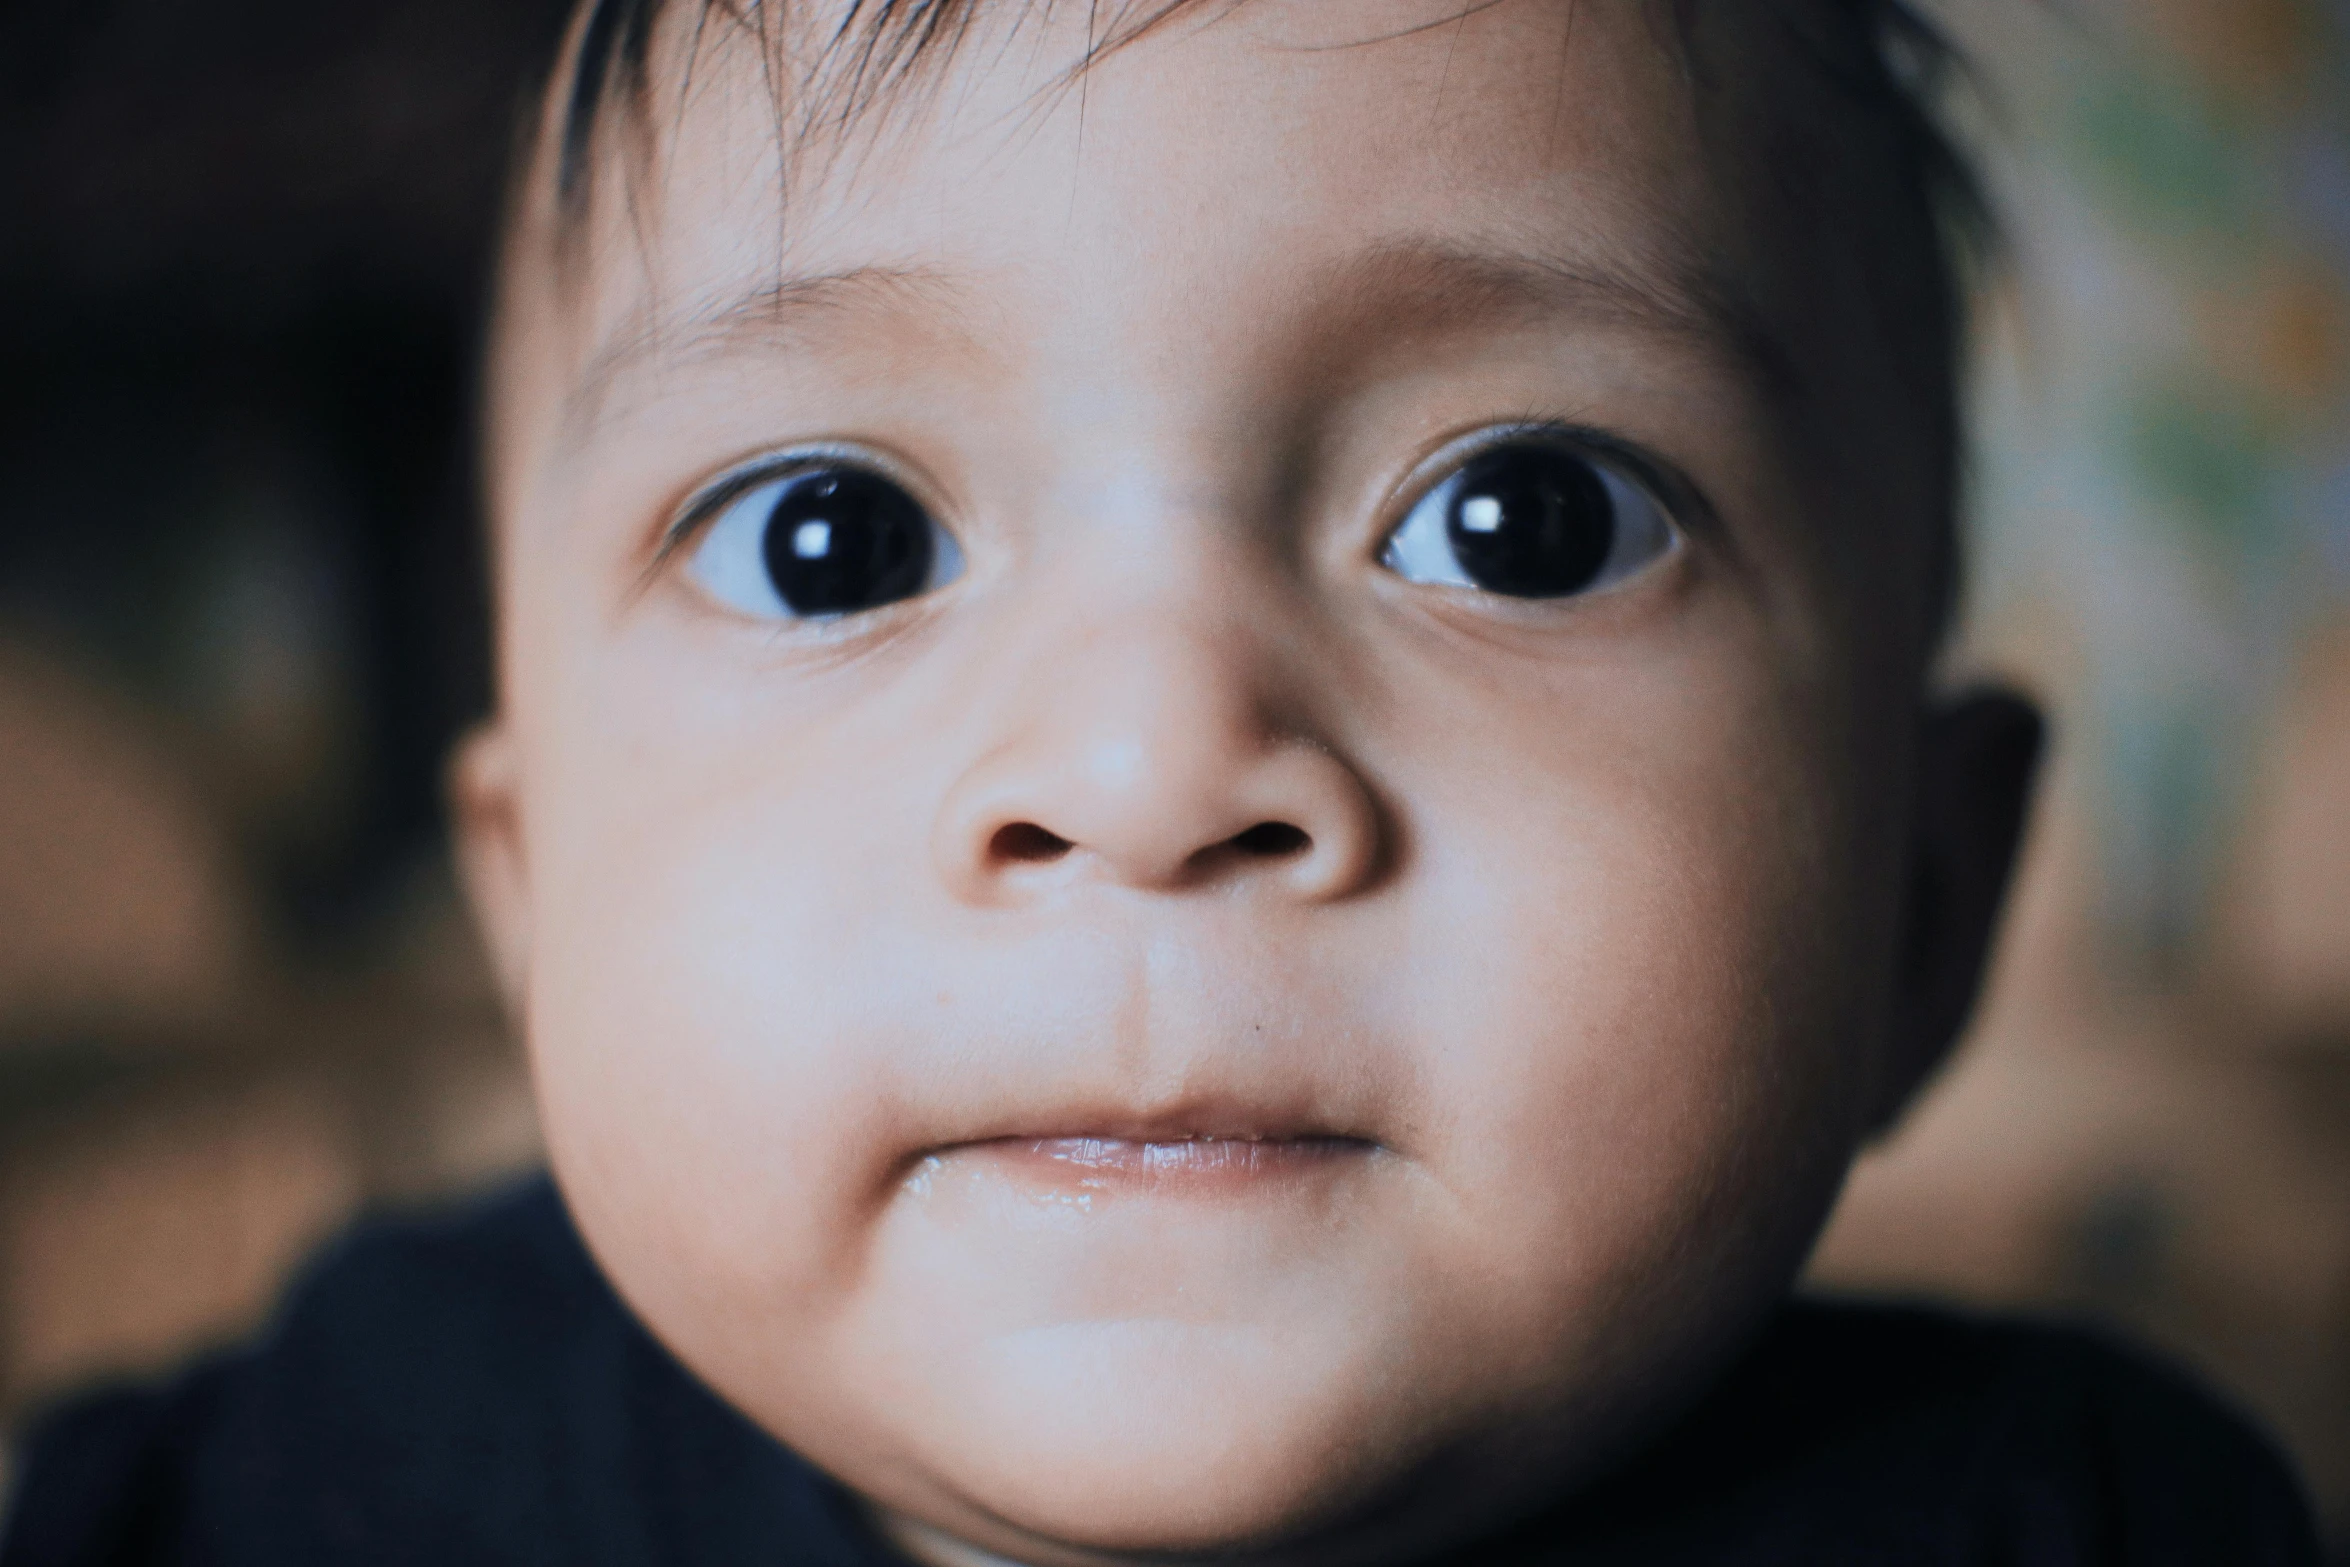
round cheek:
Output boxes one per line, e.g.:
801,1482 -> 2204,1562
1363,640 -> 1885,1406
506,581 -> 935,1368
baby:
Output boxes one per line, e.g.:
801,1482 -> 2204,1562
0,1 -> 2322,1564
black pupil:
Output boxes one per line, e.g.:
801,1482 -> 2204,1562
1445,445 -> 1617,598
760,469 -> 933,616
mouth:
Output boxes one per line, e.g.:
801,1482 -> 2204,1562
916,1101 -> 1382,1198
971,1133 -> 1374,1189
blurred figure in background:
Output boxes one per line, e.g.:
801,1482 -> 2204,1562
0,0 -> 2344,1549
0,0 -> 566,1422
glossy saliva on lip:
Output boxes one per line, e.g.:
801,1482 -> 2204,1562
968,1131 -> 1377,1197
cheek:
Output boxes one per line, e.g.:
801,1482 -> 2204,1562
1370,649 -> 1884,1381
508,600 -> 949,1337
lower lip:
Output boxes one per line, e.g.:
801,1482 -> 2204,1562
953,1135 -> 1374,1195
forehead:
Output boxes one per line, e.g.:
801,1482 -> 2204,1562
512,0 -> 1806,397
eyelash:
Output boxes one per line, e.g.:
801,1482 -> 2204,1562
652,421 -> 1710,591
656,451 -> 843,564
1395,415 -> 1699,529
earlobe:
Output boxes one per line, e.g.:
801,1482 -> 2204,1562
1872,688 -> 2046,1136
449,722 -> 532,1018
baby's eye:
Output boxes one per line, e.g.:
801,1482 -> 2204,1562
685,462 -> 963,621
1381,439 -> 1677,599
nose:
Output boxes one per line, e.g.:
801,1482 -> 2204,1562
933,612 -> 1384,906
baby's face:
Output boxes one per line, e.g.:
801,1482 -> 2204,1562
471,2 -> 1988,1561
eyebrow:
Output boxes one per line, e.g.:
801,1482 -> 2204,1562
1305,236 -> 1802,402
561,235 -> 1799,443
562,264 -> 968,442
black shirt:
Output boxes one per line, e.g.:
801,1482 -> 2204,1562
0,1178 -> 2320,1566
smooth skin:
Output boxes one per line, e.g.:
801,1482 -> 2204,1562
459,2 -> 2041,1563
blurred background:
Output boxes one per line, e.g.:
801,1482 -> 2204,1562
0,0 -> 2347,1549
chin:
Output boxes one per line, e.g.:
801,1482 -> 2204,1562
841,1318 -> 1451,1558
943,1443 -> 1367,1557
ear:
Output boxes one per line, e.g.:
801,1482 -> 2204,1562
1870,688 -> 2045,1136
450,722 -> 532,1016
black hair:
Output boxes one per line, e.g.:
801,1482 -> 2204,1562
538,0 -> 1990,641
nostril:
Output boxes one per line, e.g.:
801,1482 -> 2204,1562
991,822 -> 1075,864
1229,821 -> 1311,859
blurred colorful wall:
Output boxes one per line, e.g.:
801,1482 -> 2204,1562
1,0 -> 2348,1550
1810,0 -> 2350,1535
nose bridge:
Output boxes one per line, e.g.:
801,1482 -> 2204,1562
934,567 -> 1382,903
